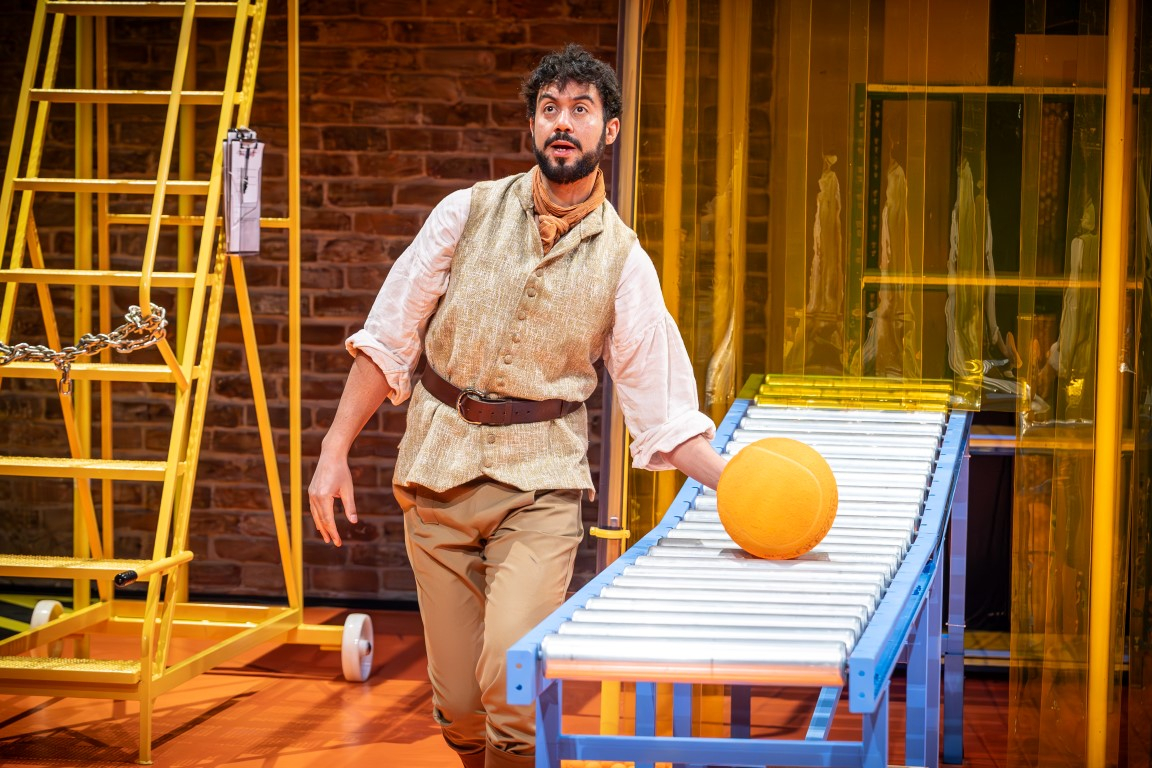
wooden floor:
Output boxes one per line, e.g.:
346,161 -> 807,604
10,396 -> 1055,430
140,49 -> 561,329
0,607 -> 1009,767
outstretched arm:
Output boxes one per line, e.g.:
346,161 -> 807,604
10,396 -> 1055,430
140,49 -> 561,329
664,434 -> 727,490
308,354 -> 393,547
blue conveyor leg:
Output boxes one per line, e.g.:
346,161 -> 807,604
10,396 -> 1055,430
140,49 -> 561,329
862,682 -> 890,768
943,449 -> 971,763
731,685 -> 751,739
634,682 -> 656,768
537,680 -> 561,768
904,554 -> 945,768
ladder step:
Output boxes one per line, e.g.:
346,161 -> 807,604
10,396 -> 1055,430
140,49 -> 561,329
0,362 -> 191,384
0,457 -> 173,481
30,88 -> 231,106
0,554 -> 151,580
0,656 -> 140,685
1,268 -> 199,288
13,178 -> 210,195
45,1 -> 245,19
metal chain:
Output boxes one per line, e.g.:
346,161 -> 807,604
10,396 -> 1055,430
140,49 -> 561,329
0,303 -> 168,395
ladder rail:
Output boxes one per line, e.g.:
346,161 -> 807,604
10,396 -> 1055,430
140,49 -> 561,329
156,0 -> 255,565
0,0 -> 48,271
138,0 -> 198,315
0,11 -> 63,347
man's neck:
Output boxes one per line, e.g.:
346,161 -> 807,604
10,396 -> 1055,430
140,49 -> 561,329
541,172 -> 597,208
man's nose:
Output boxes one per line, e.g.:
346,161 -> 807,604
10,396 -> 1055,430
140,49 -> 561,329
554,108 -> 574,131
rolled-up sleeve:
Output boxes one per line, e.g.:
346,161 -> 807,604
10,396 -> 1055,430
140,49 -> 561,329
346,187 -> 470,404
604,243 -> 716,471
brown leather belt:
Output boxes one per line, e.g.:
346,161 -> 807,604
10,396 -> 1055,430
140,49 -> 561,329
421,366 -> 583,426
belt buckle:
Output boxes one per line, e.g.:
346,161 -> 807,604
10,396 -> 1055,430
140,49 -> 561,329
455,387 -> 506,426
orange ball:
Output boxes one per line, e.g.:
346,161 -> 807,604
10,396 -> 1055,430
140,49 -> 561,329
716,437 -> 838,559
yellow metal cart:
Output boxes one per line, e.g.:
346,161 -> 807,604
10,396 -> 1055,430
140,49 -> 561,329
0,2 -> 371,763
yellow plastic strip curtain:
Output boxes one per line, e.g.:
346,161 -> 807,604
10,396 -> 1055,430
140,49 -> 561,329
1130,3 -> 1152,765
1009,0 -> 1133,765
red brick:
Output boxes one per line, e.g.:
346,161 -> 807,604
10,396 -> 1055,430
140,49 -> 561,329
241,563 -> 288,592
327,180 -> 396,208
421,102 -> 491,128
426,155 -> 492,182
529,23 -> 602,48
310,565 -> 381,595
322,126 -> 391,152
352,101 -> 421,127
352,211 -> 423,237
359,0 -> 420,16
318,237 -> 389,265
387,128 -> 462,153
215,535 -> 283,563
311,19 -> 392,45
391,20 -> 461,45
461,20 -> 529,46
353,46 -> 420,73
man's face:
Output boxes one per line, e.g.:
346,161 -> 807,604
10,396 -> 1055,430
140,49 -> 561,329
530,81 -> 620,185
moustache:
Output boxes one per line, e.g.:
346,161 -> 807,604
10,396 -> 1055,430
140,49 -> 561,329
544,132 -> 583,151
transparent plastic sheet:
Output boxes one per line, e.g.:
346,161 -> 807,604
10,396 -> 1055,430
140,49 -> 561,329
1010,0 -> 1123,765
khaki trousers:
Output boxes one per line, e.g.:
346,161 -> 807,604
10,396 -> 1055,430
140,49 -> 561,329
396,479 -> 583,765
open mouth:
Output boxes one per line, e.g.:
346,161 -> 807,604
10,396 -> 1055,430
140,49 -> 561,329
545,135 -> 581,155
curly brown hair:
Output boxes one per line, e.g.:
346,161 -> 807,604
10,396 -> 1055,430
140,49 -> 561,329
521,44 -> 622,122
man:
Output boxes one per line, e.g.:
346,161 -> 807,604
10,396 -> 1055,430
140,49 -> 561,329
308,44 -> 726,768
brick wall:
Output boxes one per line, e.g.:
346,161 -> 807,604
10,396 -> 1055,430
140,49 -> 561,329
0,0 -> 620,603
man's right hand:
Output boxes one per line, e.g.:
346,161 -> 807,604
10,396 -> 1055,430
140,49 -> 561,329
308,451 -> 357,547
307,352 -> 394,547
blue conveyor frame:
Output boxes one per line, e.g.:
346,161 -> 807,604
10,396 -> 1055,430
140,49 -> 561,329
507,397 -> 972,768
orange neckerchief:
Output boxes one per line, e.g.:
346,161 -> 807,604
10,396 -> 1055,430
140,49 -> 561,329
531,166 -> 606,254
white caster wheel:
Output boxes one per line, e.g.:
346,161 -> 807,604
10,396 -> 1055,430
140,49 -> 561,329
30,599 -> 64,657
341,613 -> 374,682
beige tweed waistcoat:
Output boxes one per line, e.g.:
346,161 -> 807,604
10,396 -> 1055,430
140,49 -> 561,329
393,172 -> 637,493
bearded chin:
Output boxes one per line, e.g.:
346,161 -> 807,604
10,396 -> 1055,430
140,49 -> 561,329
534,135 -> 606,184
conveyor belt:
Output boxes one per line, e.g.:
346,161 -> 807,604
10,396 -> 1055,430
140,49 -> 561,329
508,394 -> 972,768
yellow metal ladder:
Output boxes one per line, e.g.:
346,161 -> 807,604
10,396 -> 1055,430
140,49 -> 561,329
0,2 -> 371,763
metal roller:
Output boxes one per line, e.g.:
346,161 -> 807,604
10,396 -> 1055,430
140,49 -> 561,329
640,546 -> 902,578
678,513 -> 916,534
556,620 -> 858,649
696,479 -> 930,503
728,435 -> 942,458
575,603 -> 865,636
610,575 -> 882,601
652,537 -> 909,560
619,564 -> 888,590
689,495 -> 925,518
583,596 -> 872,625
629,554 -> 894,580
595,586 -> 880,614
731,431 -> 941,453
734,420 -> 942,439
539,635 -> 848,686
664,526 -> 913,550
739,406 -> 945,425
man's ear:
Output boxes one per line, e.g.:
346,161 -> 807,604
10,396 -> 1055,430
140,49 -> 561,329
604,117 -> 621,146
